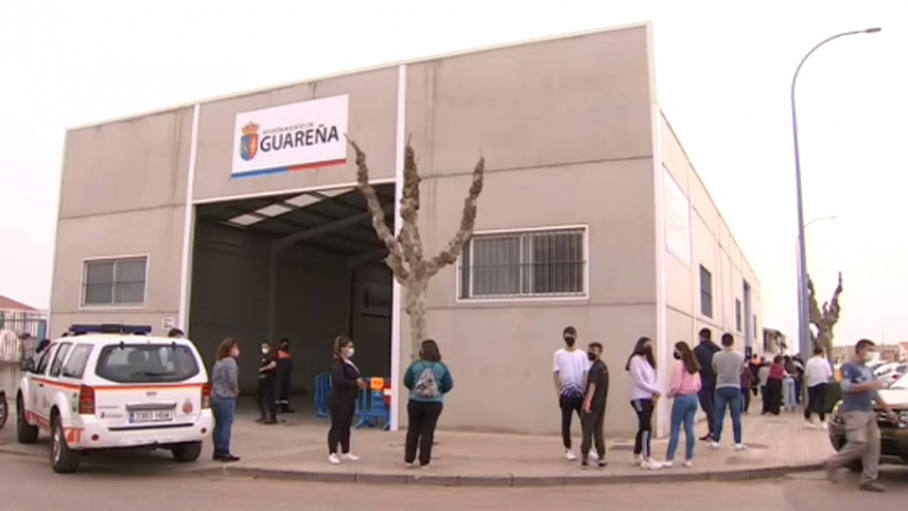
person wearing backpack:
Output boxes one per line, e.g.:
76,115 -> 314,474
403,339 -> 453,467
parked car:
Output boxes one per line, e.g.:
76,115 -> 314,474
828,372 -> 908,470
877,364 -> 908,387
16,324 -> 213,473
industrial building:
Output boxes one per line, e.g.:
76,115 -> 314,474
50,22 -> 761,435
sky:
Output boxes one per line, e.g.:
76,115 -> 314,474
1,0 -> 906,348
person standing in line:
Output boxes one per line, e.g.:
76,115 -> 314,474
580,342 -> 609,469
758,358 -> 771,414
765,355 -> 787,415
748,354 -> 762,398
327,336 -> 366,464
257,340 -> 278,424
804,347 -> 834,429
403,340 -> 453,468
553,326 -> 590,462
710,334 -> 747,451
693,328 -> 720,441
627,336 -> 662,470
740,360 -> 756,414
211,338 -> 241,462
663,341 -> 701,468
275,338 -> 295,413
793,355 -> 806,406
782,355 -> 798,412
826,339 -> 900,493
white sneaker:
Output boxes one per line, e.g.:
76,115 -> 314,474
633,454 -> 644,466
641,458 -> 663,470
734,443 -> 747,452
565,450 -> 577,462
820,422 -> 828,430
683,460 -> 694,468
662,460 -> 674,469
328,453 -> 341,465
804,421 -> 816,430
709,441 -> 720,450
343,453 -> 360,462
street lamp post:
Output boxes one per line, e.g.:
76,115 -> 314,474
791,28 -> 880,361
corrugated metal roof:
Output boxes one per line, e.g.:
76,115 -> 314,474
0,295 -> 39,312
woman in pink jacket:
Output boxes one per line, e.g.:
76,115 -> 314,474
664,341 -> 702,468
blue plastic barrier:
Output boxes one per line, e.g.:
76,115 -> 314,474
313,372 -> 332,418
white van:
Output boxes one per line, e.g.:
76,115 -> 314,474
16,325 -> 213,473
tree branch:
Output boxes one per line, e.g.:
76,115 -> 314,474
426,156 -> 485,276
397,141 -> 425,271
348,138 -> 409,281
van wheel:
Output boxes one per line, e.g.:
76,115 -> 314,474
846,460 -> 862,473
172,441 -> 203,462
16,396 -> 38,444
50,415 -> 81,473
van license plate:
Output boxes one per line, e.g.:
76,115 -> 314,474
130,410 -> 173,423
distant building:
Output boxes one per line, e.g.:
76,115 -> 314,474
832,343 -> 907,364
762,328 -> 787,356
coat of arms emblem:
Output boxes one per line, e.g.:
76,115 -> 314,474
240,122 -> 259,161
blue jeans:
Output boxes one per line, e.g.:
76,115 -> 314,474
666,394 -> 698,461
714,387 -> 742,444
212,396 -> 236,455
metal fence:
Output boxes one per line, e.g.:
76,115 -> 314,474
0,316 -> 45,364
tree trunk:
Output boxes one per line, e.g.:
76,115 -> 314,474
404,279 -> 428,355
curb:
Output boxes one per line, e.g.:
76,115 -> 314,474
198,461 -> 826,487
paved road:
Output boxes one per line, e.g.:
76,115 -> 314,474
1,453 -> 907,511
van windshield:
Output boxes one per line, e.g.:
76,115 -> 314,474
95,344 -> 200,383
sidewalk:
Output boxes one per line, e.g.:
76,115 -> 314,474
0,395 -> 834,485
197,401 -> 833,486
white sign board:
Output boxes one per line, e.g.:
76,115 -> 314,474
231,94 -> 348,179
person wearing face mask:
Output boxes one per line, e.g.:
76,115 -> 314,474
626,336 -> 662,470
275,338 -> 295,413
553,326 -> 590,462
664,341 -> 701,468
211,338 -> 241,462
580,342 -> 608,469
403,339 -> 454,467
825,339 -> 900,493
257,340 -> 278,424
327,336 -> 366,465
693,328 -> 720,442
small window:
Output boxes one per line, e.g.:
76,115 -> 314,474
699,265 -> 713,318
35,345 -> 55,375
62,345 -> 93,379
49,343 -> 72,377
460,228 -> 586,299
735,299 -> 742,332
82,256 -> 148,306
95,344 -> 200,383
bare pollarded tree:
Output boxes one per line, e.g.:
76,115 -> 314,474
807,272 -> 843,363
347,139 -> 484,351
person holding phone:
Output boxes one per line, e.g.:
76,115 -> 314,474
327,336 -> 366,465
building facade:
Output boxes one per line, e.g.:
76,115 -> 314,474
50,23 -> 761,435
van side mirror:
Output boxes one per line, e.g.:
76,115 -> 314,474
21,358 -> 35,372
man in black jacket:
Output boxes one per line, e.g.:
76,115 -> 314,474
580,342 -> 609,469
694,328 -> 721,441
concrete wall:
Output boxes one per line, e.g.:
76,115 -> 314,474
51,107 -> 194,338
401,25 -> 657,434
659,113 -> 763,356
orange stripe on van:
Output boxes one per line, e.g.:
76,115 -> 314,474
93,383 -> 204,391
33,378 -> 81,391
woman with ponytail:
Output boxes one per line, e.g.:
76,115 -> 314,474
626,336 -> 662,470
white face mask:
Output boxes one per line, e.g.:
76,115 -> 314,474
262,348 -> 269,354
347,348 -> 355,358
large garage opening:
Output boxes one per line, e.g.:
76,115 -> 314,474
188,184 -> 395,399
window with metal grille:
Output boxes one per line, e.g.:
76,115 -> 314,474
82,257 -> 148,306
699,265 -> 713,318
460,228 -> 586,299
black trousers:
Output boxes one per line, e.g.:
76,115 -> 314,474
804,383 -> 828,422
559,394 -> 584,450
257,377 -> 277,420
741,387 -> 751,413
581,407 -> 606,461
405,401 -> 443,466
631,399 -> 654,457
697,384 -> 716,437
765,379 -> 783,415
327,394 -> 356,454
277,370 -> 292,409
